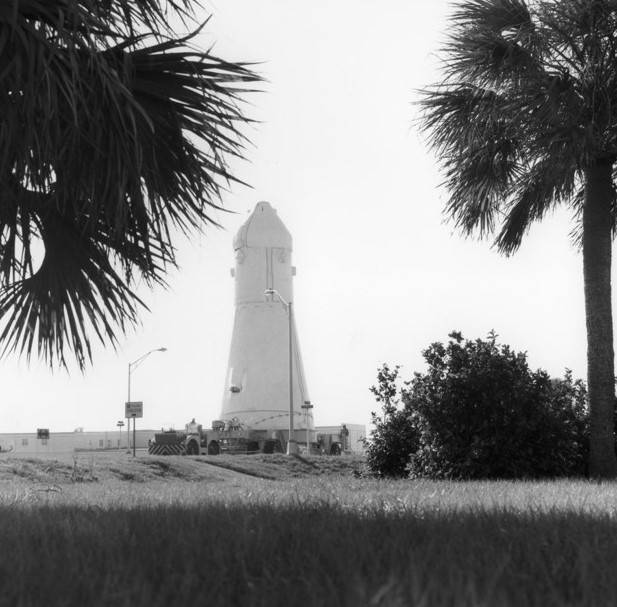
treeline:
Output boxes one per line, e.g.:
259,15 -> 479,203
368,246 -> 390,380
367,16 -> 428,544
366,332 -> 589,479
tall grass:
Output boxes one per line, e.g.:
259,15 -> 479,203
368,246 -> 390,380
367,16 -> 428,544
3,482 -> 617,606
4,458 -> 617,606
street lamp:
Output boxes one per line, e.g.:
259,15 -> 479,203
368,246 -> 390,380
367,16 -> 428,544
301,401 -> 313,453
127,347 -> 167,455
264,289 -> 298,455
116,420 -> 124,450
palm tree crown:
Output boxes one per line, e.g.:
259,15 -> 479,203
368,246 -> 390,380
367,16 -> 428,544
420,0 -> 617,477
422,0 -> 617,250
0,0 -> 260,368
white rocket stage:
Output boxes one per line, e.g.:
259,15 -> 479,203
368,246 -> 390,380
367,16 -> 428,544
220,201 -> 314,435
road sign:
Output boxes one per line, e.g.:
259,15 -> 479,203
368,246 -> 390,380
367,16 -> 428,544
125,401 -> 143,419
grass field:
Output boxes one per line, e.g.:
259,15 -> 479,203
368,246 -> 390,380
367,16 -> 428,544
2,454 -> 617,606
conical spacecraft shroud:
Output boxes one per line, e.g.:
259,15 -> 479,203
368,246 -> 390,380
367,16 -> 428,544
220,202 -> 313,432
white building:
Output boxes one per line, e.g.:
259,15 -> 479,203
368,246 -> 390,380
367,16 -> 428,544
0,429 -> 153,456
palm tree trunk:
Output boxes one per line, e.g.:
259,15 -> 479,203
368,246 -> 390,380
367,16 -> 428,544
584,160 -> 617,479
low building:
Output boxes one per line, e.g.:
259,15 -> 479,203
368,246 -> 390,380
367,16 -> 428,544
0,423 -> 366,456
0,429 -> 154,456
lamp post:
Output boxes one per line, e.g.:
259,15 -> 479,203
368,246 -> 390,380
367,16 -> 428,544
127,347 -> 167,455
301,401 -> 313,453
116,420 -> 124,450
264,289 -> 298,455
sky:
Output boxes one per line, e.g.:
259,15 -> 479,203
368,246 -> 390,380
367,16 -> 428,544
0,0 -> 597,434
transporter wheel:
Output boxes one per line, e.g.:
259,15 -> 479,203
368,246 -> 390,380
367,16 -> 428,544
247,441 -> 259,454
330,443 -> 342,456
186,440 -> 199,456
207,441 -> 220,455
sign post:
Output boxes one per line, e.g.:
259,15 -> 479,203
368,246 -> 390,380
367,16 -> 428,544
125,402 -> 143,457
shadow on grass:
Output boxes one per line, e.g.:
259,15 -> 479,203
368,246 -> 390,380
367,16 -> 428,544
1,503 -> 616,606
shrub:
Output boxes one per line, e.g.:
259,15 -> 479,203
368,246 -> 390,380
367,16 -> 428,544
365,364 -> 418,478
366,332 -> 589,479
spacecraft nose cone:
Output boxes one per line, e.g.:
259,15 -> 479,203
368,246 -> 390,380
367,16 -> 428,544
234,201 -> 292,250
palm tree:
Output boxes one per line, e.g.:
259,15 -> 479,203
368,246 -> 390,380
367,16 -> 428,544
420,0 -> 617,478
0,1 -> 259,369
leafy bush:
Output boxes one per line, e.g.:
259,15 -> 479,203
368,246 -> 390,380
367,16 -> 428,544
365,364 -> 418,478
367,332 -> 589,479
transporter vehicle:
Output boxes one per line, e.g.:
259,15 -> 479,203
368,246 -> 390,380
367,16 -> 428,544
147,417 -> 349,456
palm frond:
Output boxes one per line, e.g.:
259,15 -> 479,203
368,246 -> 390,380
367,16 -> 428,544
95,0 -> 196,36
444,0 -> 539,86
421,84 -> 520,236
451,0 -> 532,29
567,187 -> 587,249
52,34 -> 258,250
421,84 -> 508,154
495,155 -> 579,254
0,0 -> 261,368
0,202 -> 149,368
1,0 -> 195,37
0,1 -> 101,35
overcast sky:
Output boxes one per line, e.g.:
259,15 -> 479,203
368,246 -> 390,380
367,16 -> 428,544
0,1 -> 595,434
